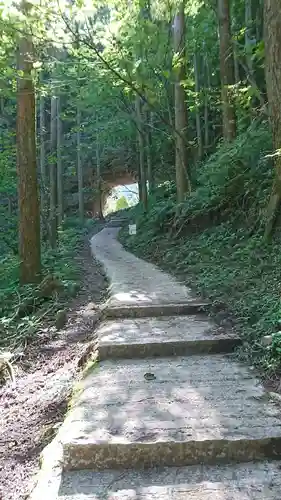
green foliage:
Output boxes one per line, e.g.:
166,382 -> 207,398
0,0 -> 272,370
124,121 -> 273,238
183,121 -> 272,228
115,195 -> 129,211
119,122 -> 281,376
0,219 -> 94,350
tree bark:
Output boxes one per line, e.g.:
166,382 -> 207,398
77,105 -> 84,223
255,0 -> 263,42
245,0 -> 253,77
217,0 -> 236,141
173,3 -> 190,201
146,111 -> 155,193
57,96 -> 63,225
16,4 -> 41,284
233,47 -> 240,83
7,197 -> 12,217
49,94 -> 57,248
264,0 -> 281,237
135,95 -> 148,210
95,127 -> 104,220
194,51 -> 203,161
39,93 -> 48,239
204,46 -> 211,153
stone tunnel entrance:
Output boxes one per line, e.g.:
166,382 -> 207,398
91,170 -> 138,218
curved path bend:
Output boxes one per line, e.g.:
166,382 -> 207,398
90,227 -> 193,307
31,226 -> 281,500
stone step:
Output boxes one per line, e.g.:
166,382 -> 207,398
98,316 -> 241,360
105,219 -> 128,228
58,461 -> 281,499
102,301 -> 211,320
59,355 -> 281,471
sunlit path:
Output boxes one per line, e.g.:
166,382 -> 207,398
30,226 -> 281,500
91,228 -> 193,307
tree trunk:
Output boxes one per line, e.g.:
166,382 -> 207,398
39,93 -> 48,239
135,94 -> 148,210
146,111 -> 155,193
137,155 -> 143,203
95,128 -> 104,220
245,0 -> 253,77
234,48 -> 240,83
76,105 -> 84,223
16,5 -> 41,284
264,0 -> 281,237
7,197 -> 12,217
194,51 -> 203,161
204,47 -> 211,153
217,0 -> 236,141
245,0 -> 257,116
173,3 -> 190,201
255,0 -> 263,42
49,94 -> 57,248
57,96 -> 63,225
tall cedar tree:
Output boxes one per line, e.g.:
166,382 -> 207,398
17,2 -> 41,284
264,0 -> 281,237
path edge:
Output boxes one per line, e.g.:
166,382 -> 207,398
28,437 -> 63,500
27,230 -> 110,500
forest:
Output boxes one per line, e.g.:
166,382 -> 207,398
1,0 -> 281,377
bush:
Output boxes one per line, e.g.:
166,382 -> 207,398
119,122 -> 281,376
0,218 -> 90,350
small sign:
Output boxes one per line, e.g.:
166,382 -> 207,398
129,224 -> 137,235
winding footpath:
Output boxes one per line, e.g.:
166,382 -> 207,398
31,225 -> 281,499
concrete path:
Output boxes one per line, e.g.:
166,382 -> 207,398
90,228 -> 194,307
31,226 -> 281,499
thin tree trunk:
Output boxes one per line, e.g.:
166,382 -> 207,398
7,197 -> 12,216
204,94 -> 209,153
137,156 -> 143,203
255,0 -> 263,42
204,48 -> 211,152
57,96 -> 63,225
245,0 -> 255,117
76,105 -> 84,223
39,98 -> 45,175
16,3 -> 41,284
0,98 -> 4,153
164,73 -> 174,130
194,51 -> 203,161
264,0 -> 281,237
135,94 -> 148,210
245,0 -> 253,76
173,4 -> 190,201
146,111 -> 155,193
49,94 -> 57,248
217,0 -> 236,141
234,48 -> 240,83
95,128 -> 104,220
39,94 -> 48,238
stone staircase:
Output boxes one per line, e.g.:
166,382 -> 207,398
32,228 -> 281,499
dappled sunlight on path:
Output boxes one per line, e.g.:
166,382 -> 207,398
91,228 -> 193,306
31,223 -> 281,500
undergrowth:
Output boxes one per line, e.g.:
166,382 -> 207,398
0,217 -> 98,350
119,120 -> 281,377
